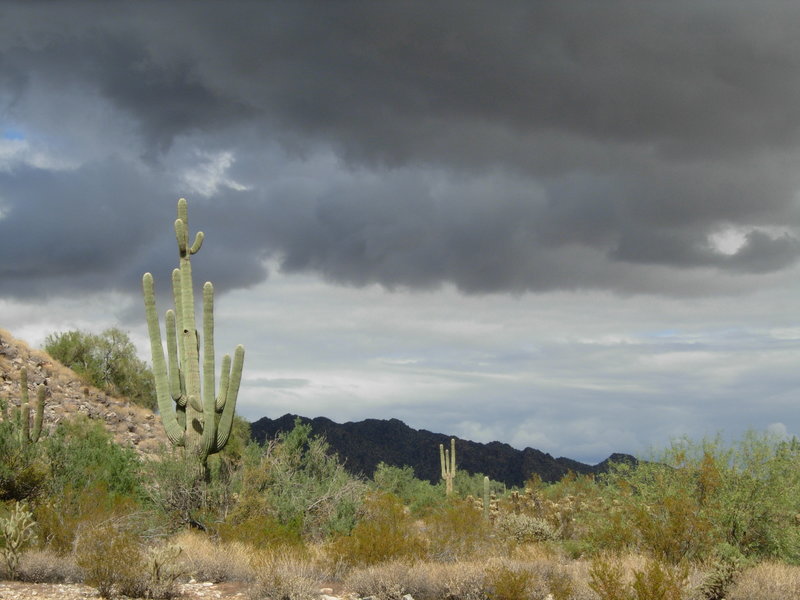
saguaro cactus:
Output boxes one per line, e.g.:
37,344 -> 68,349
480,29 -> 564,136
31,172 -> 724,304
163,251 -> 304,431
142,198 -> 245,478
5,368 -> 46,445
440,437 -> 456,495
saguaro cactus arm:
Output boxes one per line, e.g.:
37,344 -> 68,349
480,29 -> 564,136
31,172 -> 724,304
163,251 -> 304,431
143,272 -> 185,447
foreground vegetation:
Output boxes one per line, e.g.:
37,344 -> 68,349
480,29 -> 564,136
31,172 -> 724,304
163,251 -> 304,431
2,407 -> 800,599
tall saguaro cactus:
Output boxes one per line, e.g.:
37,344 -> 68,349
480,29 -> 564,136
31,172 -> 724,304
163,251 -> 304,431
440,437 -> 456,495
142,198 -> 245,478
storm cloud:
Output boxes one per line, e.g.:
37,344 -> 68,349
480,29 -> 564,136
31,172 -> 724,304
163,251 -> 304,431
1,1 -> 800,299
2,2 -> 800,461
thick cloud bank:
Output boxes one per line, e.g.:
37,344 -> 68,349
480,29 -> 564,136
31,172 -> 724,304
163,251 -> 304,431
1,1 -> 800,299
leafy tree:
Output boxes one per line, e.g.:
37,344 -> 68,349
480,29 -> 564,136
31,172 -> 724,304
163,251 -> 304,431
44,328 -> 156,410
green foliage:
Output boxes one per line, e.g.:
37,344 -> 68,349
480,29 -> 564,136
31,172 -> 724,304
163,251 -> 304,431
372,462 -> 443,515
229,420 -> 366,540
589,555 -> 630,600
328,491 -> 426,567
454,469 -> 504,500
0,501 -> 37,580
34,483 -> 141,555
44,415 -> 143,500
630,560 -> 688,600
425,497 -> 492,561
484,561 -> 537,600
0,418 -> 48,501
599,433 -> 800,563
44,328 -> 156,410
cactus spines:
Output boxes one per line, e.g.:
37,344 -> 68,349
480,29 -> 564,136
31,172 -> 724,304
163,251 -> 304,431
143,198 -> 245,478
440,437 -> 456,495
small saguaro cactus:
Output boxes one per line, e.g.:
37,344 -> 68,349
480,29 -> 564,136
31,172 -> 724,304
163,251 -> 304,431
440,437 -> 456,495
142,198 -> 245,478
4,368 -> 47,445
483,475 -> 490,520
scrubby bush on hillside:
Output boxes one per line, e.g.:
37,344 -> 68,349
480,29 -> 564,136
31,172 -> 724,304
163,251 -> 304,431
44,328 -> 156,410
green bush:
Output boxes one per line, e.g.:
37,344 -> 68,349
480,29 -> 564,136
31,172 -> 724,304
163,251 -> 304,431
599,434 -> 800,563
44,415 -> 143,500
44,328 -> 156,410
372,462 -> 443,515
229,420 -> 365,540
327,492 -> 426,567
0,419 -> 48,502
425,498 -> 492,561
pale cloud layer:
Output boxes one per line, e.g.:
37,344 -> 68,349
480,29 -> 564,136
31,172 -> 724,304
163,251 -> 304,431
1,2 -> 799,463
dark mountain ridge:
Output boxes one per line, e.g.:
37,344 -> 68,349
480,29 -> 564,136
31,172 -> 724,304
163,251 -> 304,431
250,413 -> 634,488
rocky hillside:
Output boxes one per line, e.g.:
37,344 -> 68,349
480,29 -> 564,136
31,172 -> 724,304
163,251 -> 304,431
0,328 -> 167,454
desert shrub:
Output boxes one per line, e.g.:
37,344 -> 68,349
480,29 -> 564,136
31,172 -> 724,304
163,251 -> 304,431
248,547 -> 323,600
44,415 -> 143,501
0,419 -> 48,501
696,543 -> 746,600
454,469 -> 505,500
327,491 -> 426,567
16,548 -> 81,583
34,482 -> 141,555
231,420 -> 366,540
77,521 -> 183,599
216,513 -> 304,549
630,559 -> 688,600
44,328 -> 156,410
372,462 -> 443,515
597,434 -> 800,563
589,555 -> 689,600
342,560 -> 422,600
174,530 -> 256,583
75,519 -> 146,599
0,501 -> 37,580
425,497 -> 492,561
142,449 -> 227,531
589,555 -> 632,600
495,511 -> 557,544
484,559 -> 542,600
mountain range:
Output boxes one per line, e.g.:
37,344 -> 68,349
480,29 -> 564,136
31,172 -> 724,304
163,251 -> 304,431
250,413 -> 634,488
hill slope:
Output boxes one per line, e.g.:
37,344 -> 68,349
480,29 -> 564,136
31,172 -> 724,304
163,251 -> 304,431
0,328 -> 167,454
251,413 -> 634,487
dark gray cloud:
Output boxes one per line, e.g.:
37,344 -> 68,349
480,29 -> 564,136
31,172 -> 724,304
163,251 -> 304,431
2,1 -> 800,299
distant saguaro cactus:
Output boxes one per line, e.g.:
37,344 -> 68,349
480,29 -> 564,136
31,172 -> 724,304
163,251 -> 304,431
440,438 -> 456,495
142,198 -> 245,478
3,368 -> 46,445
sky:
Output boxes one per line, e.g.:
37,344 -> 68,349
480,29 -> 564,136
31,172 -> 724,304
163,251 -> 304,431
1,1 -> 799,465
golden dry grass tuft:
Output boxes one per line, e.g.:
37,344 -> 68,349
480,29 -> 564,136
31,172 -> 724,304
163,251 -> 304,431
727,561 -> 800,600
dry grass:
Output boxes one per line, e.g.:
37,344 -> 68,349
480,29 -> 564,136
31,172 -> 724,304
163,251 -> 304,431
172,531 -> 256,583
727,561 -> 800,600
15,550 -> 82,584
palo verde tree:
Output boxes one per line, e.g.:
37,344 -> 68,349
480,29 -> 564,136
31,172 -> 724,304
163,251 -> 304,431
142,198 -> 245,479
